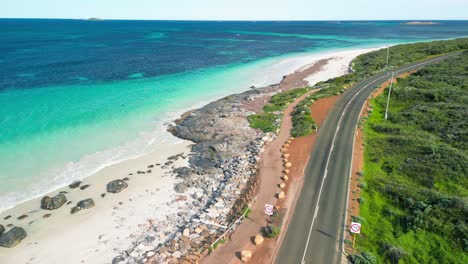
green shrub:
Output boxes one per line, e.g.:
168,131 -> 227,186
262,225 -> 281,238
349,252 -> 377,264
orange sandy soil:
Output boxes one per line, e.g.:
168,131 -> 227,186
344,71 -> 414,254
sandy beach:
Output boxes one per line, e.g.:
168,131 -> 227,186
0,46 -> 381,264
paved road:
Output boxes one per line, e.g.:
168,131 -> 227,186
275,52 -> 461,264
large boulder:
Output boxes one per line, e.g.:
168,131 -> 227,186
240,250 -> 252,262
0,224 -> 4,235
0,226 -> 27,248
40,194 -> 67,210
71,198 -> 95,214
106,180 -> 128,193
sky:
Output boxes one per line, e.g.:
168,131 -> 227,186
1,0 -> 467,20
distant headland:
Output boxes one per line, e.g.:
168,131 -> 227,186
87,17 -> 103,21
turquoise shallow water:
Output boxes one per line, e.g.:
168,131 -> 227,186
1,19 -> 468,211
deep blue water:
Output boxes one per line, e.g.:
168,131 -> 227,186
1,19 -> 468,211
2,20 -> 468,90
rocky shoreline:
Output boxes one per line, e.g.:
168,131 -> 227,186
113,83 -> 286,263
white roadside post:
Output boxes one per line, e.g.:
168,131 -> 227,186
384,72 -> 394,120
350,222 -> 362,248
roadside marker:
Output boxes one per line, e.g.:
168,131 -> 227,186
350,222 -> 361,248
350,222 -> 361,234
264,204 -> 274,215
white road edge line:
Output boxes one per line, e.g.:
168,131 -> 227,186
299,53 -> 455,264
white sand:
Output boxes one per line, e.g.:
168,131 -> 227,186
300,48 -> 382,86
0,46 -> 382,264
0,139 -> 191,263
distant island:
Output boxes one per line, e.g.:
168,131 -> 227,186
87,17 -> 103,21
405,21 -> 439,25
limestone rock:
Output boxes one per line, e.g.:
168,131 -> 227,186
40,194 -> 67,210
277,191 -> 285,199
107,179 -> 128,193
285,162 -> 292,168
279,183 -> 286,189
283,154 -> 290,158
284,169 -> 290,174
174,183 -> 188,193
182,228 -> 190,237
254,234 -> 264,245
241,250 -> 252,262
282,175 -> 289,181
0,226 -> 27,248
71,198 -> 95,214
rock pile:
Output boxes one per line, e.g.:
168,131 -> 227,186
113,84 -> 278,263
41,193 -> 67,210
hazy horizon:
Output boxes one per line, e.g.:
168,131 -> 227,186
2,0 -> 467,21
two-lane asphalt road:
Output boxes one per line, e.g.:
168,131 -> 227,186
275,52 -> 461,264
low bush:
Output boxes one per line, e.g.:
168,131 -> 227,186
262,225 -> 281,238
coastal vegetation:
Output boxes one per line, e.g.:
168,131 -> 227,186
290,38 -> 468,138
248,38 -> 468,137
352,52 -> 468,263
247,87 -> 310,132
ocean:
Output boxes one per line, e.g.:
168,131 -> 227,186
1,19 -> 468,212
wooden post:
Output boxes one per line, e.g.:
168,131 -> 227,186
352,233 -> 356,248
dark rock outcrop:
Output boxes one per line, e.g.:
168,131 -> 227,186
41,194 -> 67,210
0,224 -> 4,235
173,167 -> 193,179
71,198 -> 95,214
69,181 -> 82,189
107,180 -> 128,193
17,215 -> 28,220
0,226 -> 27,248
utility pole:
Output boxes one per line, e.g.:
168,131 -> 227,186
386,46 -> 390,70
428,41 -> 433,55
384,72 -> 394,120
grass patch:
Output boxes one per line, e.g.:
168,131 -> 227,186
247,113 -> 277,133
248,87 -> 310,133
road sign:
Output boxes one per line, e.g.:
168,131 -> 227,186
264,204 -> 274,215
350,222 -> 361,234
